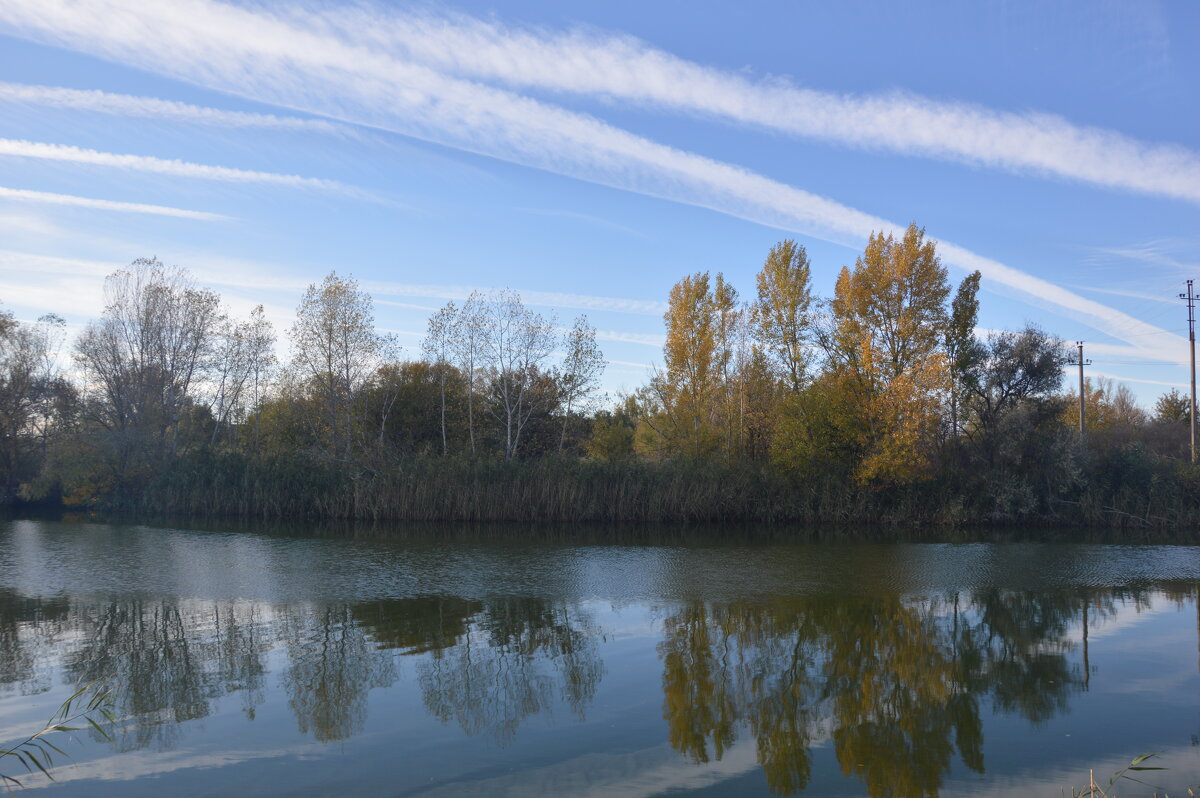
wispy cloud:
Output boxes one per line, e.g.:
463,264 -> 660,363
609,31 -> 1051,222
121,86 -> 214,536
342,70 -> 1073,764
1088,370 -> 1187,389
0,138 -> 350,192
606,358 -> 652,369
338,8 -> 1200,204
0,185 -> 228,220
0,0 -> 1182,359
1069,284 -> 1182,306
0,81 -> 354,136
1089,243 -> 1200,273
594,329 -> 664,347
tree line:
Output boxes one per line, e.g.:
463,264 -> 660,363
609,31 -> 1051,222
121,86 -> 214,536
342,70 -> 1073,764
1,224 -> 1197,524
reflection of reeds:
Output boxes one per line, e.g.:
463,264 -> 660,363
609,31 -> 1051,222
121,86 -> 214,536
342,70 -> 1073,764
128,450 -> 1200,532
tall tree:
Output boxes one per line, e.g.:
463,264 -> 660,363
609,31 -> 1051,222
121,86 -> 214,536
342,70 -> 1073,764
652,272 -> 720,457
209,306 -> 277,447
752,240 -> 813,393
477,290 -> 557,461
1154,388 -> 1190,425
0,310 -> 64,500
452,292 -> 486,456
288,272 -> 383,461
712,274 -> 742,455
557,315 -> 605,452
244,305 -> 277,455
823,224 -> 952,483
422,302 -> 457,456
963,326 -> 1067,436
829,224 -> 950,386
74,259 -> 224,490
945,271 -> 982,437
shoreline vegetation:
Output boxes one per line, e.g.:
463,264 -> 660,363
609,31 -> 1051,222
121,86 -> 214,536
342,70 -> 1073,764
3,223 -> 1200,530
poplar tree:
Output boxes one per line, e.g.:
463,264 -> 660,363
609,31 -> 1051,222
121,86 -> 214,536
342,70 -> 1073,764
557,315 -> 605,452
655,271 -> 720,457
945,271 -> 982,436
289,272 -> 383,461
825,224 -> 952,483
422,302 -> 457,455
752,240 -> 813,393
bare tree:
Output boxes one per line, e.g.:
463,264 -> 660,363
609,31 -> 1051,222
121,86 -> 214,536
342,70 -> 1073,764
211,320 -> 247,445
22,313 -> 68,461
74,259 -> 224,477
478,290 -> 556,461
288,272 -> 383,461
422,302 -> 457,456
452,292 -> 485,457
210,306 -> 276,446
557,315 -> 605,452
244,306 -> 277,454
0,310 -> 65,499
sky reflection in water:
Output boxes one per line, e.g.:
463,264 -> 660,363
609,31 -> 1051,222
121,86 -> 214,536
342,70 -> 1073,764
1,520 -> 1200,797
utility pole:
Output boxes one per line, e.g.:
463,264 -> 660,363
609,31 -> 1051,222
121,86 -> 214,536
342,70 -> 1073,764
1067,342 -> 1091,437
1181,280 -> 1199,463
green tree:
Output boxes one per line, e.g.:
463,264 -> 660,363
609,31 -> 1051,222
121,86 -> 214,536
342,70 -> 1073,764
945,271 -> 981,436
1153,388 -> 1190,425
586,396 -> 638,461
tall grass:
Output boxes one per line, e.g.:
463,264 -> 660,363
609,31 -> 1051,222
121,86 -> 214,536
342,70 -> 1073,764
130,449 -> 1200,529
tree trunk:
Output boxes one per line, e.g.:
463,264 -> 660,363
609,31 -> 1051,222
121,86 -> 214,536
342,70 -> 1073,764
559,395 -> 572,453
439,365 -> 448,456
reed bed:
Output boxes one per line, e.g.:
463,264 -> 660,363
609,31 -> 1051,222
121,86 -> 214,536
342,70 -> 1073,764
131,450 -> 1200,529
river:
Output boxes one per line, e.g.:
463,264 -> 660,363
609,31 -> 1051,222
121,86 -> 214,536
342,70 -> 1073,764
1,518 -> 1199,796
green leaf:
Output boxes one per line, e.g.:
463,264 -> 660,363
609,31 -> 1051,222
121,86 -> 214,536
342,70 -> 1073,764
24,750 -> 51,780
40,739 -> 67,758
86,717 -> 112,742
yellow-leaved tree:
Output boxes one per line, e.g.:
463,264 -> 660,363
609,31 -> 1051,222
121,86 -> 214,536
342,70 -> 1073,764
643,272 -> 725,458
752,239 -> 813,394
825,223 -> 952,484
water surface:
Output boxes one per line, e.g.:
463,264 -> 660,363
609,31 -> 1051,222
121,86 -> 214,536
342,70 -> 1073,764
2,519 -> 1199,796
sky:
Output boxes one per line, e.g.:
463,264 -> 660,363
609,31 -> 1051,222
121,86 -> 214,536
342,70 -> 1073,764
0,0 -> 1196,401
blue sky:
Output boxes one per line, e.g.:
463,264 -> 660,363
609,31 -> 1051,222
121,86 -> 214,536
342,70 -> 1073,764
0,0 -> 1196,400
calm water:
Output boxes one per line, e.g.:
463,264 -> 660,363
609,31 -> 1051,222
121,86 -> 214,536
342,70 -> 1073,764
2,520 -> 1200,797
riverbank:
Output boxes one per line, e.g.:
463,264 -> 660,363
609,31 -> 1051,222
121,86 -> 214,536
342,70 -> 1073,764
42,450 -> 1200,531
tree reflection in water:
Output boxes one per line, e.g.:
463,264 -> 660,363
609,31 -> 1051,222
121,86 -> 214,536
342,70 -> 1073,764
350,596 -> 604,743
657,589 -> 1135,797
411,597 -> 605,743
0,592 -> 604,749
0,585 -> 1190,797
